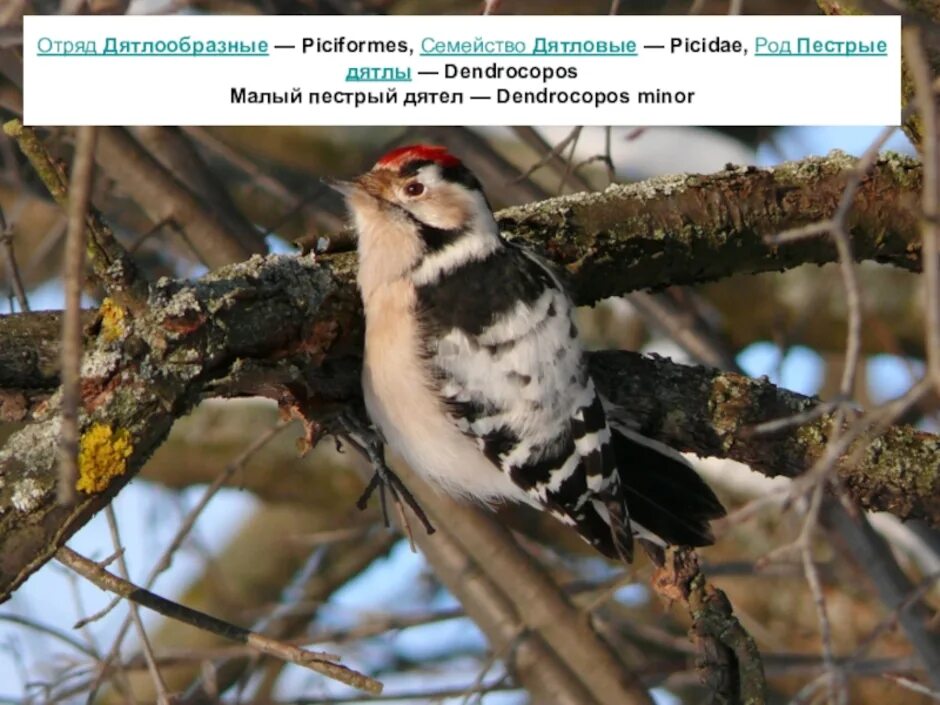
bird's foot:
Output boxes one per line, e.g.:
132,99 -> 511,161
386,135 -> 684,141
325,408 -> 436,544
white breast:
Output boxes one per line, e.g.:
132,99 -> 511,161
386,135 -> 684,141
361,278 -> 532,506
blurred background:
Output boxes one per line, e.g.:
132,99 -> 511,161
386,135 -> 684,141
1,1 -> 938,704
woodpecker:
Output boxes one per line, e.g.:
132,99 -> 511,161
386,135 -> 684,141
329,144 -> 725,562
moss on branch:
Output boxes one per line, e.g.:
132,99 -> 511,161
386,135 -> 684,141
498,151 -> 922,305
0,253 -> 361,603
589,351 -> 940,525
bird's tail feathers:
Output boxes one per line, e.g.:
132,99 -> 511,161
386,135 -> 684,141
609,422 -> 726,548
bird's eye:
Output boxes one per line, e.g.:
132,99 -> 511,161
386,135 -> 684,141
404,181 -> 425,197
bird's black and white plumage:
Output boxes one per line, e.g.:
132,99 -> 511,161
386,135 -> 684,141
331,144 -> 725,561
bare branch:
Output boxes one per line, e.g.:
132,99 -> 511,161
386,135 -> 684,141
904,27 -> 940,393
104,506 -> 172,705
3,284 -> 940,605
652,548 -> 767,704
0,206 -> 28,312
57,125 -> 97,506
384,476 -> 627,704
883,675 -> 940,701
389,461 -> 656,705
92,126 -> 265,268
824,500 -> 940,688
130,126 -> 265,256
498,151 -> 922,304
2,120 -> 148,314
591,351 -> 940,524
0,253 -> 361,603
54,546 -> 383,695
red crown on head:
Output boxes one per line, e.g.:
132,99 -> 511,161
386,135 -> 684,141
375,144 -> 462,171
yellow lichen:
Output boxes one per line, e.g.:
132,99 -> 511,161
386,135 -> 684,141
76,423 -> 133,493
99,297 -> 127,343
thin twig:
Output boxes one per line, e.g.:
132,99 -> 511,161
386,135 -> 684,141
0,205 -> 29,312
82,424 -> 287,703
509,126 -> 592,192
850,571 -> 940,662
105,506 -> 172,705
755,125 -> 909,585
0,614 -> 97,659
904,27 -> 940,392
57,126 -> 97,505
54,564 -> 124,700
765,220 -> 833,245
512,127 -> 582,185
830,220 -> 863,400
758,445 -> 879,701
830,125 -> 899,398
55,547 -> 383,694
557,127 -> 583,195
884,674 -> 940,701
801,526 -> 846,705
282,681 -> 520,704
3,120 -> 148,314
746,401 -> 842,436
771,126 -> 899,401
604,126 -> 616,184
460,647 -> 513,705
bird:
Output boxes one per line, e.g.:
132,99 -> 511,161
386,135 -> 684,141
327,144 -> 725,562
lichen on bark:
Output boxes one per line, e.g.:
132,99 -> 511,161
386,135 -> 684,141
75,423 -> 133,494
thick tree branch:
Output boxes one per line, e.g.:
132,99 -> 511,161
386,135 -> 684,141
498,151 -> 922,304
389,461 -> 639,705
94,126 -> 265,267
0,151 -> 925,390
590,351 -> 940,524
0,253 -> 361,603
0,151 -> 933,604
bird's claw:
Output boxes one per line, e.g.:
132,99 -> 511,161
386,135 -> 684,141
325,407 -> 436,543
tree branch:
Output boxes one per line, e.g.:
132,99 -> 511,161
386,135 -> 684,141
55,546 -> 383,694
590,351 -> 940,525
2,120 -> 149,314
94,126 -> 265,267
391,459 -> 655,705
652,547 -> 766,704
0,253 -> 361,603
0,151 -> 933,604
0,150 -> 925,389
498,151 -> 922,304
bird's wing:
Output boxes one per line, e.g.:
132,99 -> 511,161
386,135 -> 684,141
414,242 -> 633,560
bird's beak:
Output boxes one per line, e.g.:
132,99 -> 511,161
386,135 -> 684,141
321,177 -> 361,197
